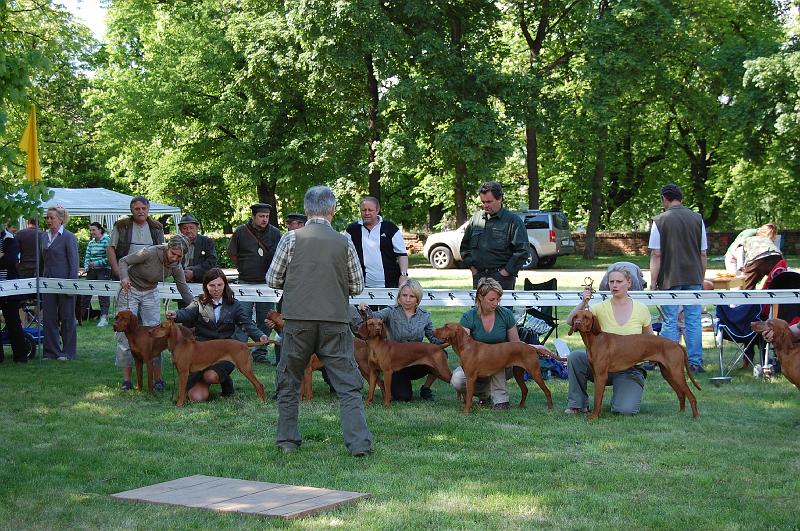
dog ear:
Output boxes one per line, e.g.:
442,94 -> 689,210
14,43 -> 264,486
590,312 -> 601,334
169,320 -> 179,346
379,320 -> 388,340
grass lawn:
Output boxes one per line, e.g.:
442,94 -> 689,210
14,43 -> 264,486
1,265 -> 798,529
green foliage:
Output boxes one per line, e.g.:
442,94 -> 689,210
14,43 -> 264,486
213,235 -> 233,269
2,0 -> 798,234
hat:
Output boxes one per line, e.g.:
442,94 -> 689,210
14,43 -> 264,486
660,183 -> 683,201
250,203 -> 273,215
286,213 -> 307,224
177,213 -> 200,226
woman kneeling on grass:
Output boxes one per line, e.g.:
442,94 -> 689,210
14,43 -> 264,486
449,277 -> 521,411
167,268 -> 268,402
117,235 -> 193,390
358,279 -> 444,401
564,264 -> 654,415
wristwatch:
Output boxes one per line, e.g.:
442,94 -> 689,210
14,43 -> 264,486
400,271 -> 408,276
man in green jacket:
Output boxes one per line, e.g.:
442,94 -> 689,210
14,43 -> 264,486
459,181 -> 530,290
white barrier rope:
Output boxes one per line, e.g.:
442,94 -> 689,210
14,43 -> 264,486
2,278 -> 799,307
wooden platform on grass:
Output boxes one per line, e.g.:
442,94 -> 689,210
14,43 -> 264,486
112,474 -> 370,519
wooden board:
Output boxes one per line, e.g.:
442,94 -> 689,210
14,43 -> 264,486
711,277 -> 744,290
112,474 -> 370,520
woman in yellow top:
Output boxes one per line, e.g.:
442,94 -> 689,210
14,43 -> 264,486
564,264 -> 654,415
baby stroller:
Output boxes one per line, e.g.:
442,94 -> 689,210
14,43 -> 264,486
1,298 -> 42,360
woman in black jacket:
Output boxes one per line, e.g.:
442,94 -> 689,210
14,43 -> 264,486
167,268 -> 267,401
1,226 -> 27,363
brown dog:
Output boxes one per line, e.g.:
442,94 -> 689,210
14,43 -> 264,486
751,319 -> 800,390
432,323 -> 553,413
363,318 -> 452,407
152,320 -> 269,407
266,310 -> 379,400
569,309 -> 700,419
113,310 -> 169,393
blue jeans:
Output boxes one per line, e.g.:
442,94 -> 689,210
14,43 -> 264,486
660,284 -> 703,367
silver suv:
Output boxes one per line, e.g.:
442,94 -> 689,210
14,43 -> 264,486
422,210 -> 575,269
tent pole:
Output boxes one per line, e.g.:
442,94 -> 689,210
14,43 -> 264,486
35,214 -> 42,363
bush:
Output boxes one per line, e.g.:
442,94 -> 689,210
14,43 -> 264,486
213,236 -> 232,268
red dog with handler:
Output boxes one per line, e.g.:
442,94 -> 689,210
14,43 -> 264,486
565,267 -> 699,419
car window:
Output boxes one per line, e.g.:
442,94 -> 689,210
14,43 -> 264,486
552,213 -> 570,230
524,215 -> 549,230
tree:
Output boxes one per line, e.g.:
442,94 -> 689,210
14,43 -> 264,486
1,0 -> 92,221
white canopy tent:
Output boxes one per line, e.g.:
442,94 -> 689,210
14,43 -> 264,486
18,187 -> 181,231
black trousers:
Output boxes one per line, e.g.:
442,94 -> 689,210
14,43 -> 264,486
1,297 -> 27,362
472,268 -> 517,291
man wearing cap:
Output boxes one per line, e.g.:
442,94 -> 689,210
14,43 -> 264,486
649,183 -> 708,374
285,213 -> 307,231
177,213 -> 217,283
271,213 -> 307,371
227,203 -> 282,363
345,196 -> 409,289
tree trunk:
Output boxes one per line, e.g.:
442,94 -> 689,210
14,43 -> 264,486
257,179 -> 278,227
454,160 -> 468,224
526,125 -> 539,209
366,54 -> 381,200
428,204 -> 444,230
584,127 -> 607,259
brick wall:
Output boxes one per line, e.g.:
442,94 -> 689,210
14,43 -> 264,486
571,230 -> 800,256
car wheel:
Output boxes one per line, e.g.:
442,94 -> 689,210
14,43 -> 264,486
538,256 -> 556,269
523,248 -> 539,269
429,245 -> 454,269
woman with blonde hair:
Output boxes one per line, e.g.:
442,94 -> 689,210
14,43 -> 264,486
449,277 -> 521,410
41,206 -> 79,360
564,264 -> 654,415
358,278 -> 444,401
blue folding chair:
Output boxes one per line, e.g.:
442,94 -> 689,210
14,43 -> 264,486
714,304 -> 764,382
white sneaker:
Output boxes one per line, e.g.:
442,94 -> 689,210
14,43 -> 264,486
97,316 -> 108,328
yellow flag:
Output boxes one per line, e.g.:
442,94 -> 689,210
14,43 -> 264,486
19,105 -> 42,183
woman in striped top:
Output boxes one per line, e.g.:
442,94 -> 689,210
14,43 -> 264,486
82,222 -> 112,327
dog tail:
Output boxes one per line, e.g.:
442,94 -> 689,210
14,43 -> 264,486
528,343 -> 567,362
247,340 -> 275,347
682,345 -> 702,390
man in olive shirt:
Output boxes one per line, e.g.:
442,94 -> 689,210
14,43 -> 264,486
227,203 -> 281,363
459,181 -> 530,290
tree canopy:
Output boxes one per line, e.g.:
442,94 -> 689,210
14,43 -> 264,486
1,0 -> 797,253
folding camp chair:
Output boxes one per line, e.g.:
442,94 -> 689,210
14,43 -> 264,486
757,268 -> 800,378
765,270 -> 800,325
522,277 -> 558,342
712,304 -> 765,384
